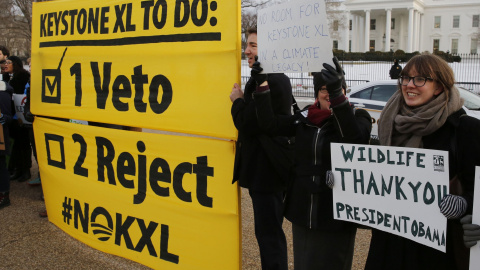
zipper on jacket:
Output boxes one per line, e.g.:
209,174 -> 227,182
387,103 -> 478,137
309,128 -> 321,229
332,112 -> 345,138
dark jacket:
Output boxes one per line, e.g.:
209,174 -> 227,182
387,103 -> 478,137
254,91 -> 372,230
389,63 -> 402,79
8,70 -> 30,94
0,81 -> 13,155
231,74 -> 293,192
366,109 -> 480,270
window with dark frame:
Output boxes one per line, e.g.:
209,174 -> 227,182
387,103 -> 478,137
451,39 -> 458,54
434,16 -> 441,28
333,20 -> 339,31
473,15 -> 479,27
369,40 -> 375,52
453,15 -> 460,28
370,19 -> 376,30
472,38 -> 478,54
433,39 -> 440,51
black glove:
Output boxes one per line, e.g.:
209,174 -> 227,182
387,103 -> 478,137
25,111 -> 34,123
461,215 -> 480,248
251,56 -> 268,86
321,57 -> 345,99
0,113 -> 5,125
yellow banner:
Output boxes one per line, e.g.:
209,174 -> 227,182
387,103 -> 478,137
34,117 -> 240,269
31,0 -> 240,140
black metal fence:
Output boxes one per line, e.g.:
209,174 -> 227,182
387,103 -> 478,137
241,53 -> 480,97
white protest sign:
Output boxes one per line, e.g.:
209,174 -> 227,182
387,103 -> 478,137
13,94 -> 32,125
257,0 -> 334,73
469,166 -> 480,269
331,143 -> 449,252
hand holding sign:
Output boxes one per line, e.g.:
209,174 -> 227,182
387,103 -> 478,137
461,215 -> 480,248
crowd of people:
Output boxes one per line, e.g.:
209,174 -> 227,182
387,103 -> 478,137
230,28 -> 480,270
0,45 -> 45,217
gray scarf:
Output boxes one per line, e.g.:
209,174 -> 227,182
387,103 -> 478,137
378,86 -> 463,148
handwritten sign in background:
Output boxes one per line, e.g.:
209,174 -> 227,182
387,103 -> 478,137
257,0 -> 334,74
331,143 -> 449,252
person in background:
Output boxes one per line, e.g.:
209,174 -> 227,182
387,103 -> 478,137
0,46 -> 10,82
229,27 -> 292,270
5,56 -> 31,182
0,46 -> 9,61
252,57 -> 371,270
365,53 -> 480,270
0,80 -> 13,208
389,59 -> 402,79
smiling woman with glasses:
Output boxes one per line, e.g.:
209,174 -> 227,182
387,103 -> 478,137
364,53 -> 480,270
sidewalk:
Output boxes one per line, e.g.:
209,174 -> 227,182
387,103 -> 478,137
0,155 -> 370,270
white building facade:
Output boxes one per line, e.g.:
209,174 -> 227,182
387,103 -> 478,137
329,0 -> 480,54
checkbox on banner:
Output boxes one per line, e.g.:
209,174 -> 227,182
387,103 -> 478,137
42,69 -> 61,104
41,47 -> 68,104
45,133 -> 66,169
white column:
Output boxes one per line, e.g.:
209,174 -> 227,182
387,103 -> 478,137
365,10 -> 371,52
354,15 -> 359,52
385,9 -> 392,52
412,10 -> 417,52
344,11 -> 350,52
415,11 -> 421,51
399,16 -> 405,51
407,8 -> 414,52
419,13 -> 424,52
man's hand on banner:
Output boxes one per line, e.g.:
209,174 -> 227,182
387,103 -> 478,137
439,194 -> 467,219
251,56 -> 268,86
460,215 -> 480,248
326,170 -> 334,189
230,83 -> 244,103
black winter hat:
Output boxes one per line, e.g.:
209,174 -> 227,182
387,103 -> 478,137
312,72 -> 326,98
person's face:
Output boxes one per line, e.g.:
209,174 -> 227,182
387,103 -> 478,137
316,86 -> 330,110
401,68 -> 443,108
4,60 -> 13,73
0,51 -> 6,61
245,33 -> 257,68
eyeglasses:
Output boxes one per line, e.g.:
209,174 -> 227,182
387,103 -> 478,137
398,76 -> 434,87
4,61 -> 12,65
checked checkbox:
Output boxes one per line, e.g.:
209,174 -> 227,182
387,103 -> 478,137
42,69 -> 62,104
41,47 -> 67,104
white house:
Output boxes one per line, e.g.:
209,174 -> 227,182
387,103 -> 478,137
328,0 -> 480,54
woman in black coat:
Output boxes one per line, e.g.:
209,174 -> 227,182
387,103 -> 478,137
5,56 -> 31,181
365,53 -> 480,270
253,58 -> 372,270
0,80 -> 13,208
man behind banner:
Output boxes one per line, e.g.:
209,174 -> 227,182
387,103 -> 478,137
230,28 -> 293,270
